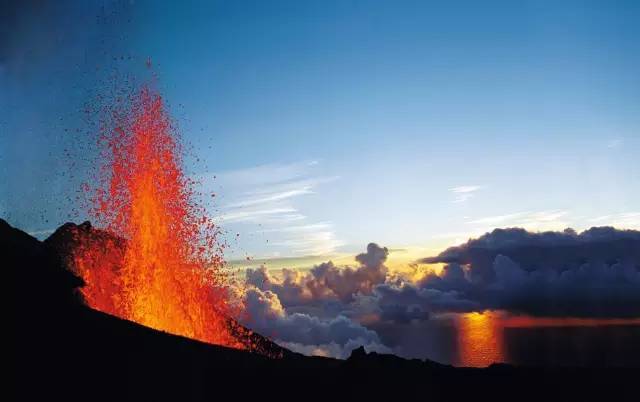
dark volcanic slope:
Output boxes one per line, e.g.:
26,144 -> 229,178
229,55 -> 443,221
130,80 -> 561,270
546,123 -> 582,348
7,219 -> 638,401
42,220 -> 289,357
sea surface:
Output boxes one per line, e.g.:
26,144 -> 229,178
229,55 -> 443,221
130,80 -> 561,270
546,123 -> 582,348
371,312 -> 640,367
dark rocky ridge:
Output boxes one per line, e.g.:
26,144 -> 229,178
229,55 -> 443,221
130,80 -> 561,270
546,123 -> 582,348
7,218 -> 638,401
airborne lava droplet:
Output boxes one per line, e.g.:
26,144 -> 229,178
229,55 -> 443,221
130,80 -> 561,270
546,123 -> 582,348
70,86 -> 248,349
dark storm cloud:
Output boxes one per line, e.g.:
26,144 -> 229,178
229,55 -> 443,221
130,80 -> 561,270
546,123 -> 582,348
375,285 -> 474,321
485,254 -> 640,317
370,254 -> 640,320
404,227 -> 640,317
422,227 -> 640,284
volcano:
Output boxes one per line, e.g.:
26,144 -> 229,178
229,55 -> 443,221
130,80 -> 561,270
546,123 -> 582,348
8,218 -> 638,401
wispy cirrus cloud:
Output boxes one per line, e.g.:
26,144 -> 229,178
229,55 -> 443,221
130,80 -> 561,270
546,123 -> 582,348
607,138 -> 623,148
465,210 -> 570,231
449,185 -> 482,203
226,175 -> 337,210
258,222 -> 345,256
194,161 -> 342,256
589,212 -> 640,229
216,175 -> 338,225
216,207 -> 303,224
226,187 -> 314,209
433,210 -> 639,248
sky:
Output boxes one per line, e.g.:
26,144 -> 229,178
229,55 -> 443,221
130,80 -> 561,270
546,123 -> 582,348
2,0 -> 639,263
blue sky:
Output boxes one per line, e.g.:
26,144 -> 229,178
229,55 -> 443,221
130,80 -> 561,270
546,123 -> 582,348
2,0 -> 639,261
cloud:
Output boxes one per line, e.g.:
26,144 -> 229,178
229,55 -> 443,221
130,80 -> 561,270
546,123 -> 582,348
226,186 -> 314,209
241,243 -> 394,357
412,227 -> 640,317
267,228 -> 344,256
449,185 -> 482,203
224,175 -> 337,210
465,210 -> 569,228
196,160 -> 342,256
485,254 -> 640,317
345,263 -> 479,324
242,286 -> 389,359
246,243 -> 389,306
246,266 -> 314,307
589,212 -> 640,230
372,283 -> 477,321
607,138 -> 622,148
450,186 -> 482,193
216,207 -> 301,223
424,226 -> 640,265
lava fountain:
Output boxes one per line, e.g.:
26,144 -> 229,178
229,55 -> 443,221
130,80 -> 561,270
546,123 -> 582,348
70,86 -> 245,349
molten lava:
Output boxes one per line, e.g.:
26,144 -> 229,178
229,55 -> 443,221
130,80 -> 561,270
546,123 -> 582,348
70,87 -> 245,348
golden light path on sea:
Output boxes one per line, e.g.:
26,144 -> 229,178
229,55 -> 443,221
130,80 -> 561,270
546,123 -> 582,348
456,312 -> 640,367
457,312 -> 505,367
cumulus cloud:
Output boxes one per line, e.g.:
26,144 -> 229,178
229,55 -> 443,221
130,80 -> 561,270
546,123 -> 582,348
242,287 -> 389,359
246,243 -> 389,306
241,243 -> 393,358
373,284 -> 476,321
343,263 -> 476,324
246,266 -> 312,306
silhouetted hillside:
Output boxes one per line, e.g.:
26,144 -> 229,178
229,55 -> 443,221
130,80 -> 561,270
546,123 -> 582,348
7,219 -> 638,401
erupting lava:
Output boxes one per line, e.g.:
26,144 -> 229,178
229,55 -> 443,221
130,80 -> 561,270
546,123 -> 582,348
70,86 -> 246,348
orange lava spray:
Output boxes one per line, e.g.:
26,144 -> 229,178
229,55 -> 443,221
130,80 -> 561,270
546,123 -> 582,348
72,86 -> 245,348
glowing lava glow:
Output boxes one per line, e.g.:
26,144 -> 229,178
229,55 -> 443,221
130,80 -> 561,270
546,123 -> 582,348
71,87 -> 246,348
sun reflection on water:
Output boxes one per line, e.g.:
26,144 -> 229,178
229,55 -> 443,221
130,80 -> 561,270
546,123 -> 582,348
455,313 -> 640,367
456,311 -> 505,367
